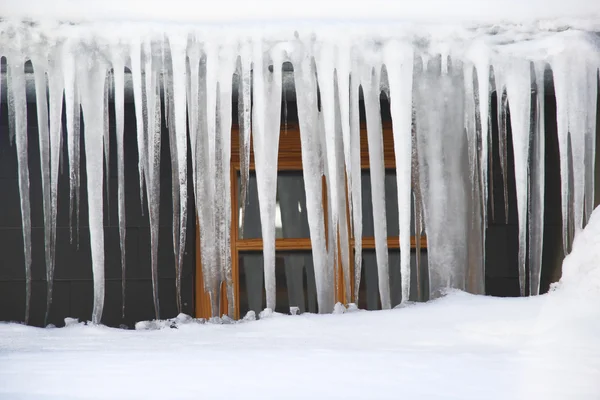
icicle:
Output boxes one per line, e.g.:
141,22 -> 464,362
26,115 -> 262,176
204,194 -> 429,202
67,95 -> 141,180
103,70 -> 110,223
8,57 -> 32,324
361,62 -> 391,309
495,71 -> 510,224
62,47 -> 81,245
471,47 -> 491,232
238,44 -> 252,239
46,50 -> 64,322
384,42 -> 414,304
130,40 -> 147,215
216,46 -> 236,317
169,40 -> 181,311
463,64 -> 485,295
112,52 -> 127,316
252,42 -> 283,311
169,34 -> 189,317
315,44 -> 342,304
293,44 -> 332,312
551,38 -> 599,255
411,107 -> 425,301
415,55 -> 468,298
30,55 -> 53,323
529,62 -> 546,296
349,66 -> 363,305
503,58 -> 531,297
193,43 -> 218,316
144,40 -> 162,320
77,53 -> 108,325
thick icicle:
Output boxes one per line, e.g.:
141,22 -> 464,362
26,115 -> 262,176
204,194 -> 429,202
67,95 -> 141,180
361,62 -> 390,309
293,45 -> 332,312
529,62 -> 546,296
77,54 -> 107,324
551,38 -> 599,255
415,56 -> 468,297
62,47 -> 81,245
503,59 -> 531,297
252,42 -> 283,311
169,40 -> 181,312
333,72 -> 351,304
169,34 -> 188,317
47,50 -> 65,322
238,44 -> 252,239
30,55 -> 53,322
144,40 -> 162,319
216,46 -> 236,317
193,43 -> 219,316
112,52 -> 127,316
385,42 -> 414,304
8,58 -> 32,324
315,44 -> 343,303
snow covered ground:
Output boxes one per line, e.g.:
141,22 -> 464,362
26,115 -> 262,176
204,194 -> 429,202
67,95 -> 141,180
0,287 -> 599,399
2,209 -> 600,399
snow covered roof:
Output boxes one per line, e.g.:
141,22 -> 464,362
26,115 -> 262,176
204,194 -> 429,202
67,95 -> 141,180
2,0 -> 600,27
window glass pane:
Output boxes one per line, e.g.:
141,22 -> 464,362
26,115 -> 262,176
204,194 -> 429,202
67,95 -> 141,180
361,170 -> 416,238
238,251 -> 317,317
238,172 -> 310,239
357,249 -> 428,310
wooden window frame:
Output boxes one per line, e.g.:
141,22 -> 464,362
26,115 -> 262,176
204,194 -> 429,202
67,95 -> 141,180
195,121 -> 427,319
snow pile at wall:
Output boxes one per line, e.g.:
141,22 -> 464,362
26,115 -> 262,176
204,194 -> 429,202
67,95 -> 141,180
0,9 -> 599,325
556,206 -> 600,297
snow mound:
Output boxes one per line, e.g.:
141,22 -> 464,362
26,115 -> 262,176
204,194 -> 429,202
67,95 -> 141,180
554,206 -> 600,297
135,313 -> 205,330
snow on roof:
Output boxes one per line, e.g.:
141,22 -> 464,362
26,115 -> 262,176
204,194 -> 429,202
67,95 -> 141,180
1,0 -> 599,27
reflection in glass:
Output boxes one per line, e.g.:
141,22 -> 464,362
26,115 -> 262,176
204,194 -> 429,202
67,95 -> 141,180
358,249 -> 429,310
239,251 -> 317,317
238,172 -> 310,239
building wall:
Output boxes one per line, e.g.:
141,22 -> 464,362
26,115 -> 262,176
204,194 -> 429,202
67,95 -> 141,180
0,100 -> 196,328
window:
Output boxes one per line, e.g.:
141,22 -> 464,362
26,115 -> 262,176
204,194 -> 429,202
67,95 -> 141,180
195,103 -> 428,319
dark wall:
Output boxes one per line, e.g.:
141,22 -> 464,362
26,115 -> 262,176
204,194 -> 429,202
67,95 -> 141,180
0,98 -> 196,328
485,88 -> 564,297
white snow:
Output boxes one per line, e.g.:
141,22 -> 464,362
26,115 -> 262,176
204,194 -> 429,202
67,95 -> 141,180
2,206 -> 600,398
0,292 -> 598,399
1,0 -> 600,26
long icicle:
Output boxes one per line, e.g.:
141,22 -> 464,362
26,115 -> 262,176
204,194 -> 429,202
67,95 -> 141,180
217,46 -> 236,317
47,49 -> 65,323
349,65 -> 363,305
144,40 -> 162,319
62,46 -> 81,246
504,59 -> 531,297
169,34 -> 189,318
31,55 -> 53,323
316,44 -> 342,308
238,43 -> 252,239
112,52 -> 127,316
529,61 -> 546,296
385,42 -> 414,304
293,44 -> 332,313
77,53 -> 107,325
8,57 -> 32,324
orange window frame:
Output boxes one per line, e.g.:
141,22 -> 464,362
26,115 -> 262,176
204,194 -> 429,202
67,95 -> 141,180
195,121 -> 427,319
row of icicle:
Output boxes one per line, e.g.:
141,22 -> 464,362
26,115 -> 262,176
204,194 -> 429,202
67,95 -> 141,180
1,29 -> 599,324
